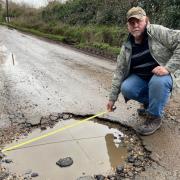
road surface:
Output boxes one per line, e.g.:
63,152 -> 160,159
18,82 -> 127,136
0,26 -> 179,179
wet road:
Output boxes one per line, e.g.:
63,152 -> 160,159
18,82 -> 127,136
0,26 -> 180,179
0,26 -> 117,125
0,26 -> 136,126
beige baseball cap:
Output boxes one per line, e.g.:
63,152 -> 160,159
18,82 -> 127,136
127,7 -> 146,21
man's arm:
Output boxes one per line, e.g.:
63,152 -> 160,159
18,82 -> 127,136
150,25 -> 180,74
108,45 -> 128,111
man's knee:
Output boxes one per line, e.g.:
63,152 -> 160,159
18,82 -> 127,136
121,81 -> 135,98
149,75 -> 172,90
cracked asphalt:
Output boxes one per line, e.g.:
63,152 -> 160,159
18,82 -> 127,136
0,25 -> 179,179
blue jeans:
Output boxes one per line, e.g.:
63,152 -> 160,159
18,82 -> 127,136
121,74 -> 173,117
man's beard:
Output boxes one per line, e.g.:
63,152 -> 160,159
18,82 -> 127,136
132,30 -> 144,38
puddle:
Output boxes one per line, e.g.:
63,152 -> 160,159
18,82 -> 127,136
2,118 -> 128,179
1,114 -> 151,179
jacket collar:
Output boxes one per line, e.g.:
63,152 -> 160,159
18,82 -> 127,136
124,34 -> 132,50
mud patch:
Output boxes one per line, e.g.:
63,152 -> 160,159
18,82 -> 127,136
0,113 -> 151,179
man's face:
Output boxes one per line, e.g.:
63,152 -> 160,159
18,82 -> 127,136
127,17 -> 147,38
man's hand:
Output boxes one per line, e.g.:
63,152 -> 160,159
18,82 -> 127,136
107,101 -> 115,112
152,66 -> 169,76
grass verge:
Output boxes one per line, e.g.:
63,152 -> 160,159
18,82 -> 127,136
1,22 -> 122,59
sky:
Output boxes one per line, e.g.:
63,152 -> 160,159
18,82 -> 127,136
6,0 -> 67,8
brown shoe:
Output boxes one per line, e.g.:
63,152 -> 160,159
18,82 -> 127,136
136,114 -> 162,136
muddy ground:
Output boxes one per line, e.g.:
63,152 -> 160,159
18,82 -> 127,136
0,26 -> 179,179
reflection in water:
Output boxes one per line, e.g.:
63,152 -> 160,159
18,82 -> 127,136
105,134 -> 127,169
3,120 -> 129,179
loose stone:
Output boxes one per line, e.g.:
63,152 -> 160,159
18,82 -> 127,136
62,114 -> 71,120
134,160 -> 142,167
31,172 -> 39,177
4,159 -> 13,163
116,165 -> 124,174
40,126 -> 47,130
107,174 -> 116,180
127,155 -> 135,163
135,167 -> 142,172
49,114 -> 59,121
94,174 -> 105,180
56,157 -> 73,167
127,171 -> 133,177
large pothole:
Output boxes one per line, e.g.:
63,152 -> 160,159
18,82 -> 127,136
0,112 -> 152,179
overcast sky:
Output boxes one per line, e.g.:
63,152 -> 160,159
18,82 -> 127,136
7,0 -> 67,8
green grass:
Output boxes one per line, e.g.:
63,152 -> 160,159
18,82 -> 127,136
1,23 -> 66,42
76,42 -> 120,57
1,22 -> 125,59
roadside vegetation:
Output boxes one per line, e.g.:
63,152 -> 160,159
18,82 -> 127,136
0,0 -> 179,59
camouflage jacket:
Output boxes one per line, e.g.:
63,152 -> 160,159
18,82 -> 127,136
109,24 -> 180,102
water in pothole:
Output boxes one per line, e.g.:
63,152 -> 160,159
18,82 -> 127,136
3,117 -> 129,179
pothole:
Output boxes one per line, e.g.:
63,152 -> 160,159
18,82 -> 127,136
0,112 -> 152,179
